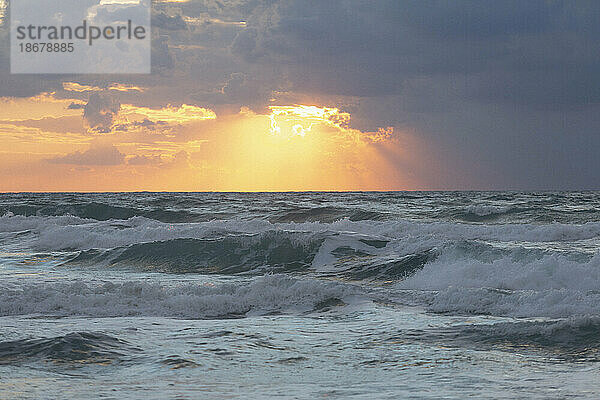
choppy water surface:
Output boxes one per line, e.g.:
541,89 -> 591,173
1,192 -> 599,399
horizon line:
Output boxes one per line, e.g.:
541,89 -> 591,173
1,189 -> 599,194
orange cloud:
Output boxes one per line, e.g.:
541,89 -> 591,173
0,96 -> 422,191
119,104 -> 216,124
63,82 -> 145,93
0,93 -> 81,120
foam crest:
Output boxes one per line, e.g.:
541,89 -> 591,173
464,204 -> 513,217
0,275 -> 359,319
1,212 -> 599,251
398,253 -> 600,318
0,213 -> 91,233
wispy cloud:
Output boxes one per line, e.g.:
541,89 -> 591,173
47,144 -> 125,166
63,82 -> 145,93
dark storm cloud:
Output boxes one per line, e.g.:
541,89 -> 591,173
231,0 -> 404,96
231,0 -> 600,107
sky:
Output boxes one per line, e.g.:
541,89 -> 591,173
0,0 -> 599,191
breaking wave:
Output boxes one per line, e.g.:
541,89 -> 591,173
2,209 -> 600,319
1,214 -> 597,250
397,253 -> 600,318
65,233 -> 324,274
0,275 -> 361,319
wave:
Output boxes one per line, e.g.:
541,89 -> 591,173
63,230 -> 422,280
5,215 -> 596,251
463,317 -> 600,353
2,212 -> 600,313
3,213 -> 599,286
449,205 -> 599,224
0,332 -> 136,365
0,213 -> 91,234
389,316 -> 600,361
1,202 -> 210,223
2,192 -> 599,226
270,206 -> 389,223
1,202 -> 390,224
160,356 -> 200,369
451,204 -> 530,222
66,233 -> 324,274
317,249 -> 436,281
397,253 -> 600,318
0,275 -> 361,319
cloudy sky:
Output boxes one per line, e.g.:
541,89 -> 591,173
0,0 -> 598,191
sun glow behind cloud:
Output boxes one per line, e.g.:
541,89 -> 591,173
119,104 -> 216,124
268,105 -> 351,137
183,16 -> 247,27
63,82 -> 145,93
0,92 -> 417,191
198,105 -> 412,191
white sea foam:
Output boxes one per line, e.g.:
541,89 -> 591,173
427,287 -> 600,318
398,253 -> 600,318
464,204 -> 512,216
401,253 -> 600,291
0,213 -> 92,233
0,275 -> 360,319
2,213 -> 600,252
2,213 -> 600,319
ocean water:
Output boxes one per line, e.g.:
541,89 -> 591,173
1,191 -> 599,399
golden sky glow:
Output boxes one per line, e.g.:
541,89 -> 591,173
0,92 -> 420,192
119,104 -> 216,124
63,82 -> 145,93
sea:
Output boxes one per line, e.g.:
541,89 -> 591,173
0,191 -> 599,399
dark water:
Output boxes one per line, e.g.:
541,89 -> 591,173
1,192 -> 599,398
